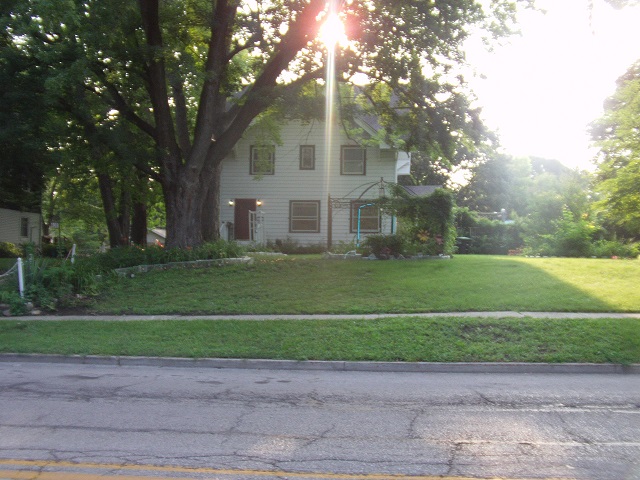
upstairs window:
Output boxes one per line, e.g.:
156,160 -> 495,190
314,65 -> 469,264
341,146 -> 366,175
250,145 -> 275,175
299,145 -> 315,170
350,201 -> 380,233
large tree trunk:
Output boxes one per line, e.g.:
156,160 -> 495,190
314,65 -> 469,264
163,172 -> 207,248
118,181 -> 131,245
131,201 -> 147,246
97,172 -> 127,248
138,0 -> 325,249
131,172 -> 148,246
200,162 -> 222,242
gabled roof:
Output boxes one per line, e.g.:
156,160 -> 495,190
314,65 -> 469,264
402,185 -> 442,196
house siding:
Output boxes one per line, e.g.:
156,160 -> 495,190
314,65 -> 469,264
220,120 -> 400,247
0,208 -> 42,246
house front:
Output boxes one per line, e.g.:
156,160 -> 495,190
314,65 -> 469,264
0,208 -> 42,247
219,119 -> 410,249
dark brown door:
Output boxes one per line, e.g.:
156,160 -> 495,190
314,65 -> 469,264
233,198 -> 256,240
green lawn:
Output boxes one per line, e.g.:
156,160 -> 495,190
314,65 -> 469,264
93,255 -> 640,314
2,255 -> 638,364
1,317 -> 638,364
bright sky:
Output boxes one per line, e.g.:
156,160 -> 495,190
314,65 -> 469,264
464,0 -> 640,170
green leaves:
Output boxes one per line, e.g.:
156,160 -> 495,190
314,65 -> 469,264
591,61 -> 640,238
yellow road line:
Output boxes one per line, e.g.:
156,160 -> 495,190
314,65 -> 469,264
0,459 -> 573,480
0,471 -> 191,480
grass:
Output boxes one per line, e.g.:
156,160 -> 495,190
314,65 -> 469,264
2,255 -> 638,364
93,255 -> 640,314
1,317 -> 638,364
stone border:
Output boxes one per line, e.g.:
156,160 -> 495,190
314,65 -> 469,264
114,256 -> 253,276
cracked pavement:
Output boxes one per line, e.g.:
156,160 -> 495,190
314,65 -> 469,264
0,362 -> 639,479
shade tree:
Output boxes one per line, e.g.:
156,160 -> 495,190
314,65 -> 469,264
590,61 -> 640,240
2,0 -> 531,247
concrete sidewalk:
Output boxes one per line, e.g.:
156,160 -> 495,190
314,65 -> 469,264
5,311 -> 640,321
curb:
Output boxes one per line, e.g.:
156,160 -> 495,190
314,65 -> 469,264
1,353 -> 639,375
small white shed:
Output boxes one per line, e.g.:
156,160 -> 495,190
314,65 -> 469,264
0,208 -> 42,246
146,228 -> 167,246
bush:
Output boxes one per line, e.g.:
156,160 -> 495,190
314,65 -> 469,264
363,234 -> 404,259
87,240 -> 246,272
387,188 -> 457,255
1,240 -> 247,313
41,239 -> 74,258
591,240 -> 639,258
267,238 -> 326,254
0,242 -> 21,258
0,290 -> 27,315
552,210 -> 594,257
454,209 -> 524,255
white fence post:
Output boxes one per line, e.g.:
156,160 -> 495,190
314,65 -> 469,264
17,257 -> 24,298
71,244 -> 76,264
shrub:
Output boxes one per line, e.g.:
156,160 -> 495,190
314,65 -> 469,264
87,240 -> 246,272
0,242 -> 21,258
330,241 -> 357,254
1,240 -> 247,313
591,240 -> 639,258
268,238 -> 326,254
0,290 -> 27,315
41,239 -> 74,258
552,209 -> 595,257
386,188 -> 457,255
363,234 -> 404,259
454,209 -> 524,255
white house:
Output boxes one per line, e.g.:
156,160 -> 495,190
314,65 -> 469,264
219,118 -> 411,248
0,208 -> 42,246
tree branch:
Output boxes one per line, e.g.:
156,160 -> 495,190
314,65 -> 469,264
214,0 -> 326,160
138,0 -> 182,179
190,0 -> 239,168
90,66 -> 158,140
172,80 -> 192,158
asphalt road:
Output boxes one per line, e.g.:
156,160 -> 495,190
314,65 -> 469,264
1,362 -> 639,480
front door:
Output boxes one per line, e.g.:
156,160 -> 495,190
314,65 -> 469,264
233,198 -> 256,240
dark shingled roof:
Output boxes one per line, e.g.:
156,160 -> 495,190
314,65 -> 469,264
402,185 -> 442,196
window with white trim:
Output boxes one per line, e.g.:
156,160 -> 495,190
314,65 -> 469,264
299,145 -> 315,170
289,200 -> 320,233
250,145 -> 275,175
340,146 -> 366,175
350,201 -> 380,233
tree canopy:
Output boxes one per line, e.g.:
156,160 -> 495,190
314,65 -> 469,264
2,0 -> 530,247
590,61 -> 640,239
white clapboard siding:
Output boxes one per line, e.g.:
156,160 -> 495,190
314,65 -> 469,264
0,208 -> 42,246
219,119 -> 401,247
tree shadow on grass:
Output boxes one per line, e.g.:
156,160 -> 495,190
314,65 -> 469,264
92,255 -> 632,314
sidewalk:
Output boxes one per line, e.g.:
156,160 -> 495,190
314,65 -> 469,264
6,311 -> 640,321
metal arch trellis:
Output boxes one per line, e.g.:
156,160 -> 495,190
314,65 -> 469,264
326,178 -> 396,249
